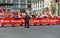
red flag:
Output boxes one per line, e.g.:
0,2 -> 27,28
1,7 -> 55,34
55,0 -> 58,3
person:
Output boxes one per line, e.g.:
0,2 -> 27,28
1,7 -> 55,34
0,5 -> 3,12
11,12 -> 19,27
21,13 -> 26,18
24,13 -> 30,28
41,7 -> 50,18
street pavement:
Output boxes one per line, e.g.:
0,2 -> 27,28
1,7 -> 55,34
0,25 -> 60,38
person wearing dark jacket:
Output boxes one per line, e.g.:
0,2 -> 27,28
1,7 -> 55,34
24,14 -> 30,28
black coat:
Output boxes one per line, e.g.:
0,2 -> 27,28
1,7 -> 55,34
25,15 -> 30,23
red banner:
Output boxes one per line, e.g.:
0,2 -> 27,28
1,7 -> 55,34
0,18 -> 60,25
29,18 -> 60,25
0,18 -> 25,24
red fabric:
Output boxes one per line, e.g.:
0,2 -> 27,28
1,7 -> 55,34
0,18 -> 25,24
55,0 -> 58,3
29,18 -> 60,25
0,6 -> 2,11
43,10 -> 49,15
0,18 -> 60,25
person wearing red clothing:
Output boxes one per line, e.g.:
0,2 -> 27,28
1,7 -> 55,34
4,10 -> 9,18
21,13 -> 26,18
41,7 -> 50,18
43,7 -> 49,15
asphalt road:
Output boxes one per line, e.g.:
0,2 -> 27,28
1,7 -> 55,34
0,25 -> 60,38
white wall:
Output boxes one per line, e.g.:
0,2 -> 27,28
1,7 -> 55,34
44,0 -> 51,8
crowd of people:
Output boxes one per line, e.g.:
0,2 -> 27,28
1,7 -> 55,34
0,11 -> 26,18
0,5 -> 59,19
0,5 -> 60,28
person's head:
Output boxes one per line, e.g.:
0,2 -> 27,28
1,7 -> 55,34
45,7 -> 49,10
7,9 -> 10,12
0,4 -> 1,7
26,13 -> 28,15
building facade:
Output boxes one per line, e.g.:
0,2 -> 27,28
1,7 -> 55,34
31,0 -> 44,16
0,0 -> 31,13
31,0 -> 59,16
58,0 -> 60,16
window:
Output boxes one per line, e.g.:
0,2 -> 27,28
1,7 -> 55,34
2,0 -> 6,3
7,0 -> 11,3
13,0 -> 18,2
27,0 -> 31,4
0,0 -> 2,3
13,0 -> 19,3
59,2 -> 60,9
20,0 -> 26,4
20,8 -> 26,12
21,4 -> 26,8
20,0 -> 25,2
13,5 -> 18,8
27,4 -> 31,8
